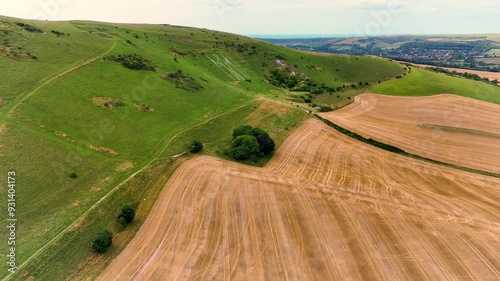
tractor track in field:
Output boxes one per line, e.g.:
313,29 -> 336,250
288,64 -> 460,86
98,115 -> 500,280
1,83 -> 258,281
321,93 -> 500,175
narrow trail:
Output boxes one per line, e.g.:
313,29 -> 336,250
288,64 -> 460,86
0,38 -> 117,126
98,118 -> 500,281
1,95 -> 259,281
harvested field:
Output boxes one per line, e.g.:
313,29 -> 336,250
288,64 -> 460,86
322,93 -> 500,174
99,118 -> 500,281
412,63 -> 500,83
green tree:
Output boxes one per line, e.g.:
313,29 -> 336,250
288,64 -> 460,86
232,125 -> 253,139
231,135 -> 259,160
92,230 -> 113,253
118,217 -> 128,227
117,207 -> 135,227
189,140 -> 203,153
250,128 -> 275,155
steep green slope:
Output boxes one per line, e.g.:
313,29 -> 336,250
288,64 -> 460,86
371,67 -> 500,104
0,16 -> 405,280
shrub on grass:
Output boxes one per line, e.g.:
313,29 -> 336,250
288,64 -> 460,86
15,22 -> 43,33
231,135 -> 259,160
232,125 -> 253,139
92,230 -> 113,253
318,106 -> 334,112
231,126 -> 276,160
189,140 -> 203,153
117,207 -> 135,227
107,54 -> 155,71
250,128 -> 275,155
111,100 -> 125,107
162,70 -> 204,92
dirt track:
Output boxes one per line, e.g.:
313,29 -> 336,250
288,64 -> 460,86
322,93 -> 500,174
99,117 -> 500,280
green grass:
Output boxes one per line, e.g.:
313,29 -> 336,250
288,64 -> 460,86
484,49 -> 500,55
371,67 -> 500,104
0,15 -> 407,280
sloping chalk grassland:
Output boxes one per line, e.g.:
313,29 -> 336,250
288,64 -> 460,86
0,16 -> 405,280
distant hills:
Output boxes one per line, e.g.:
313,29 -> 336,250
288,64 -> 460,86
263,35 -> 500,72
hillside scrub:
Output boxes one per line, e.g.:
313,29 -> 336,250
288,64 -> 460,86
107,53 -> 155,71
15,22 -> 43,33
162,69 -> 204,92
267,68 -> 335,94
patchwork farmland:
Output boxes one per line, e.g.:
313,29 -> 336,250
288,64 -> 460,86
99,119 -> 500,281
1,15 -> 499,281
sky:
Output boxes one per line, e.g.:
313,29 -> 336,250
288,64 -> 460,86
2,0 -> 499,36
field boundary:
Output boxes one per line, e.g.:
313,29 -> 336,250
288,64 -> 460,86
0,100 -> 258,281
314,114 -> 500,179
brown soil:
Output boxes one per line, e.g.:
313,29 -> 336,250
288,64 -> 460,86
0,43 -> 32,58
69,215 -> 88,232
116,161 -> 134,172
98,118 -> 500,281
87,144 -> 118,157
245,99 -> 293,127
133,103 -> 154,112
92,97 -> 113,109
52,131 -> 76,142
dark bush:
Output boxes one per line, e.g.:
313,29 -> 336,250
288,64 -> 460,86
231,126 -> 275,159
162,70 -> 204,92
250,128 -> 275,155
111,100 -> 125,107
231,135 -> 259,160
189,140 -> 203,153
107,54 -> 155,71
117,207 -> 135,227
318,106 -> 334,112
15,22 -> 43,33
51,30 -> 67,36
92,230 -> 113,253
232,125 -> 253,139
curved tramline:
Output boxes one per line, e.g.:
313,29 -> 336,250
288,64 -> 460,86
321,93 -> 500,174
99,119 -> 500,281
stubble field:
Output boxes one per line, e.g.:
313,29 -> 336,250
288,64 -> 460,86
322,93 -> 500,174
99,118 -> 500,281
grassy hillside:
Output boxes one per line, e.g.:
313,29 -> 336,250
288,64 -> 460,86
371,67 -> 500,104
0,16 -> 406,280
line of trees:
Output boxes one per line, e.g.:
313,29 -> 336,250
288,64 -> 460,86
92,206 -> 136,254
